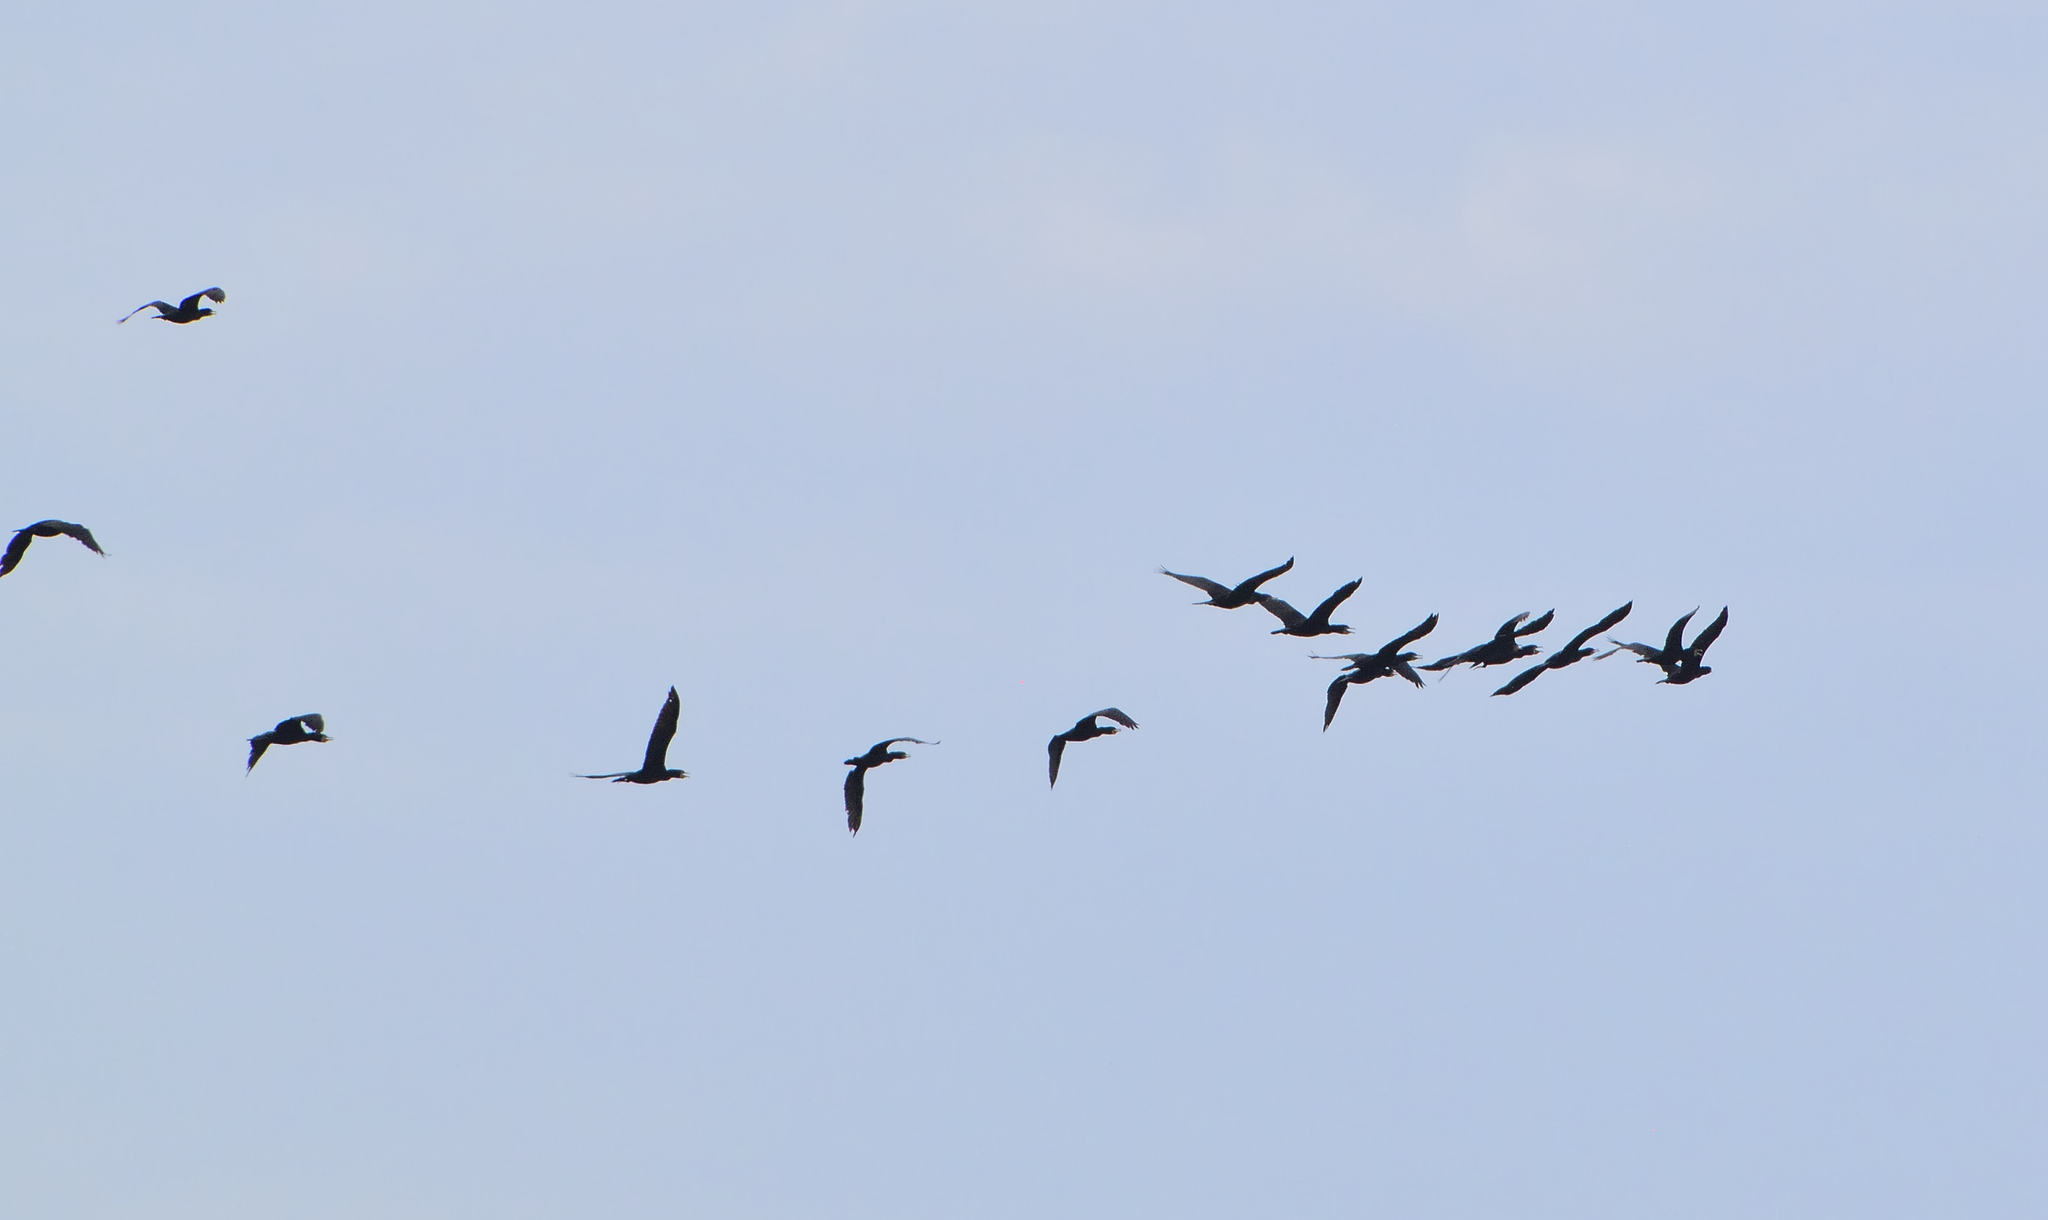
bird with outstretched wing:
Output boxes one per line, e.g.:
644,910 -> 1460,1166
1,520 -> 104,577
1492,602 -> 1632,696
1048,708 -> 1138,787
1158,557 -> 1294,608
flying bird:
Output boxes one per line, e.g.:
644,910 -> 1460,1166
578,687 -> 689,784
247,714 -> 329,772
1610,606 -> 1728,685
1158,557 -> 1295,608
1310,613 -> 1439,729
118,288 -> 226,325
1420,610 -> 1555,674
1492,602 -> 1633,697
1,520 -> 105,577
842,737 -> 936,834
1048,708 -> 1138,787
1257,578 -> 1362,637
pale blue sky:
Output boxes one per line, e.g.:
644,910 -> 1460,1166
3,2 -> 2045,1217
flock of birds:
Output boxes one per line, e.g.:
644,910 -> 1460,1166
16,287 -> 1728,836
1158,558 -> 1727,731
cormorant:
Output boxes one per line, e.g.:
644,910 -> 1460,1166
1610,606 -> 1727,685
1492,602 -> 1632,696
1310,613 -> 1439,729
247,714 -> 328,772
1,520 -> 104,577
842,737 -> 936,834
1048,708 -> 1138,787
1420,611 -> 1555,673
1257,579 -> 1362,637
578,687 -> 689,783
1158,557 -> 1295,608
118,288 -> 225,325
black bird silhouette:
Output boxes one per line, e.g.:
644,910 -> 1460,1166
118,288 -> 225,325
247,714 -> 328,772
1158,557 -> 1295,608
1310,614 -> 1439,729
1257,579 -> 1361,637
1048,708 -> 1138,787
579,687 -> 689,783
1492,602 -> 1633,697
1611,606 -> 1728,685
1,520 -> 105,577
842,737 -> 936,834
1419,610 -> 1554,673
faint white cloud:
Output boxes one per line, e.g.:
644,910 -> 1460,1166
978,131 -> 1727,357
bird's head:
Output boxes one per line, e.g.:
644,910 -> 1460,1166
311,732 -> 331,743
1513,643 -> 1541,659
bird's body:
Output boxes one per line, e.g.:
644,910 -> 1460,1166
247,714 -> 328,772
1311,613 -> 1438,729
1048,708 -> 1138,787
1611,606 -> 1728,685
1420,610 -> 1554,673
1493,603 -> 1633,696
1258,579 -> 1362,637
842,737 -> 935,834
1159,557 -> 1294,608
579,687 -> 689,784
118,288 -> 225,325
1,520 -> 104,577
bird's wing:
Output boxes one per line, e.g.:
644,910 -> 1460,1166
641,687 -> 681,772
1159,568 -> 1232,599
1257,596 -> 1306,629
1516,609 -> 1555,637
1418,651 -> 1467,671
1662,609 -> 1697,657
202,287 -> 225,304
1386,613 -> 1439,654
1492,612 -> 1531,641
577,772 -> 631,779
1234,556 -> 1295,594
1566,602 -> 1633,652
1393,658 -> 1425,687
844,767 -> 866,834
117,301 -> 171,324
1047,737 -> 1066,787
1095,708 -> 1138,730
1309,579 -> 1362,624
0,529 -> 31,576
1310,653 -> 1372,666
298,713 -> 325,734
872,737 -> 934,751
1610,641 -> 1664,662
1493,663 -> 1547,697
246,736 -> 270,771
48,522 -> 103,555
1690,606 -> 1729,658
1323,675 -> 1351,730
178,288 -> 226,312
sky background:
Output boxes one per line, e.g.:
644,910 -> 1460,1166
3,2 -> 2046,1216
